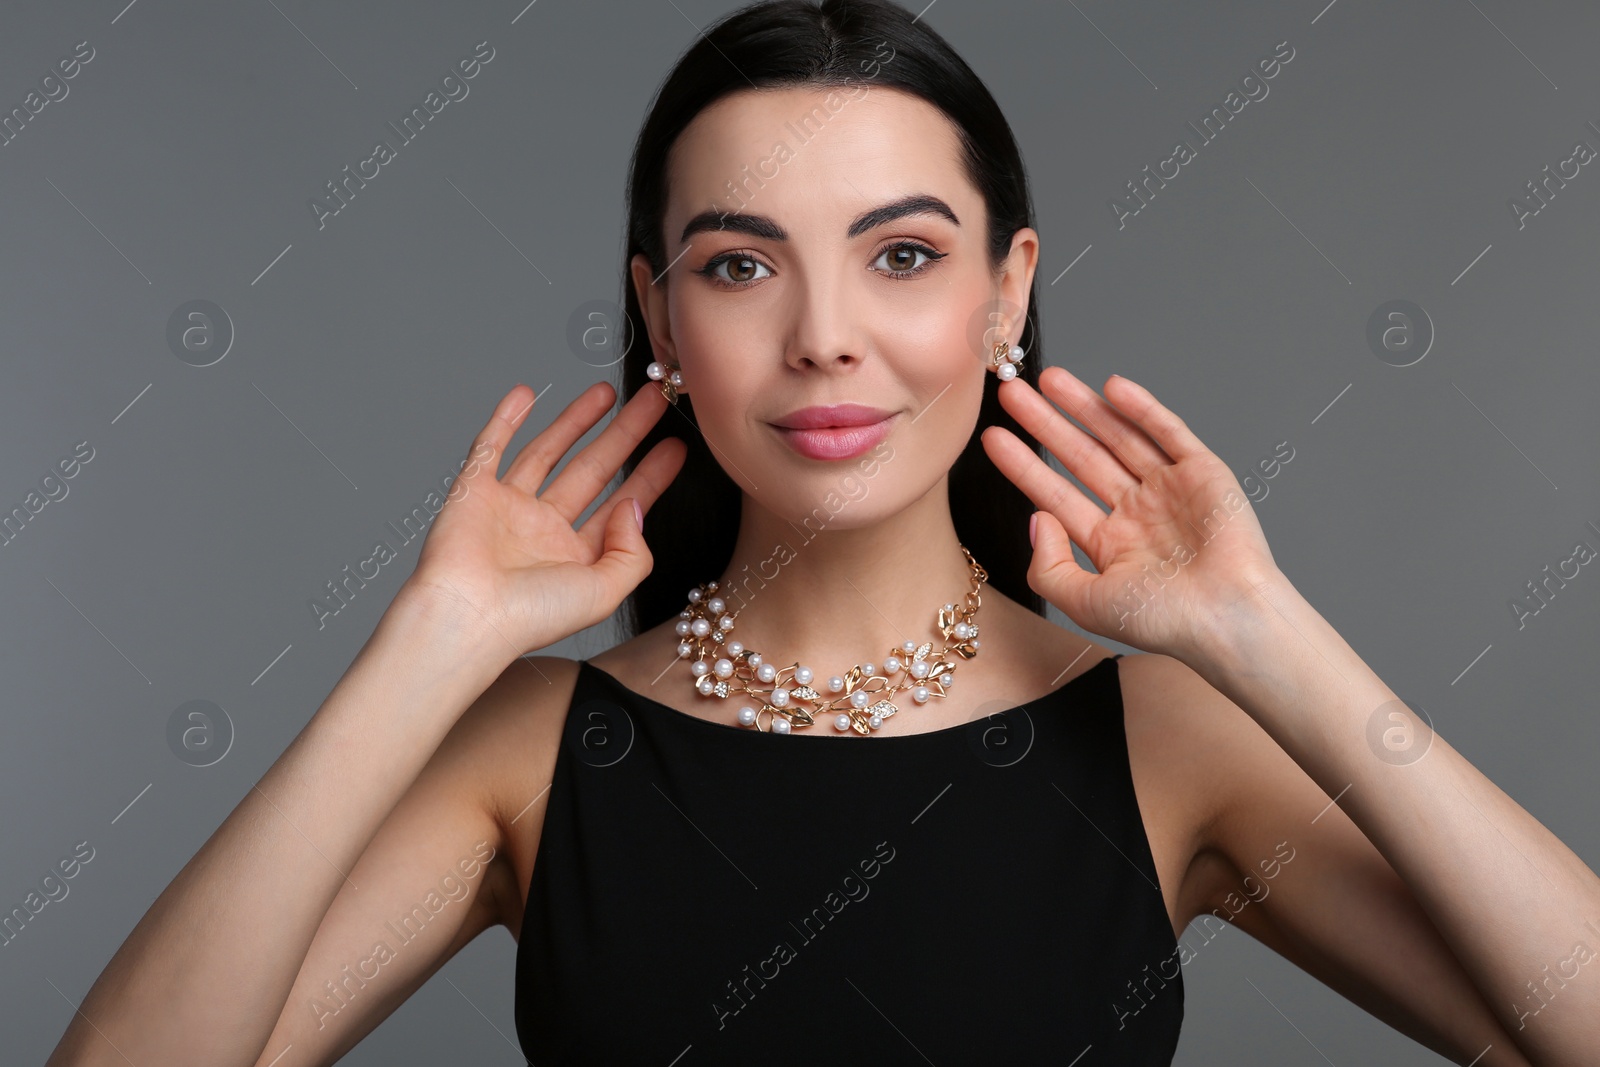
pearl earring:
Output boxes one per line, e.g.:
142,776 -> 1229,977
646,361 -> 684,404
989,338 -> 1025,381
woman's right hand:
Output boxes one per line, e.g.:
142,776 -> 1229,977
398,380 -> 686,660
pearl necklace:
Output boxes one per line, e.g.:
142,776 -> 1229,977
673,548 -> 988,734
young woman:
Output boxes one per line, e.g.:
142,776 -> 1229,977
49,1 -> 1600,1064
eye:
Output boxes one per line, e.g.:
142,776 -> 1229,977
868,241 -> 945,278
697,251 -> 773,288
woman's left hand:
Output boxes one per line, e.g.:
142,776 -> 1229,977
982,366 -> 1284,661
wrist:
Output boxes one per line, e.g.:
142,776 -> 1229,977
1174,566 -> 1299,675
383,580 -> 517,678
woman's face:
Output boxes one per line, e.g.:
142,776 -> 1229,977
632,84 -> 1037,528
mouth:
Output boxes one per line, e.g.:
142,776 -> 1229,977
768,404 -> 896,461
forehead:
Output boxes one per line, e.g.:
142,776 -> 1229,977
664,85 -> 974,236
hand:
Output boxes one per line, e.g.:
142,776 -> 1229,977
982,366 -> 1282,660
399,381 -> 686,660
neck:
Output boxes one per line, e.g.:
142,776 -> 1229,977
709,478 -> 977,667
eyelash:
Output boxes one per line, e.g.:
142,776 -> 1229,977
694,241 -> 947,288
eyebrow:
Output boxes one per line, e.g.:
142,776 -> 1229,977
677,193 -> 960,244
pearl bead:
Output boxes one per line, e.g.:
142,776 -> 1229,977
912,686 -> 930,703
902,640 -> 916,653
748,653 -> 762,667
675,620 -> 691,636
834,714 -> 852,732
737,706 -> 757,726
690,618 -> 711,637
884,657 -> 901,673
690,661 -> 710,677
850,691 -> 869,708
714,658 -> 733,678
771,688 -> 790,707
677,642 -> 692,658
698,676 -> 714,694
708,597 -> 725,615
772,718 -> 791,734
869,714 -> 883,729
970,638 -> 981,650
996,362 -> 1018,381
795,666 -> 814,685
669,369 -> 684,388
953,622 -> 971,639
687,589 -> 701,602
757,663 -> 777,683
646,362 -> 665,381
862,663 -> 876,678
718,614 -> 734,629
1008,344 -> 1025,363
727,641 -> 744,656
941,672 -> 954,686
828,676 -> 845,693
910,661 -> 930,679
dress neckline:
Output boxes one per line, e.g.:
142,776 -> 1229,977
577,653 -> 1121,743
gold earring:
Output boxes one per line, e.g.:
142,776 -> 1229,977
646,361 -> 683,404
989,338 -> 1024,381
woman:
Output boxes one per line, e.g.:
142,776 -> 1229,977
48,1 -> 1600,1064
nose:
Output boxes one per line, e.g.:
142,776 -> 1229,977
781,264 -> 869,375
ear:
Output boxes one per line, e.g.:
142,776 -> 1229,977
997,227 -> 1040,346
630,253 -> 678,367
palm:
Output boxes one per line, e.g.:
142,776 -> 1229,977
985,368 -> 1280,660
405,381 -> 685,659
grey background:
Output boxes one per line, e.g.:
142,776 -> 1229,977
4,0 -> 1598,1062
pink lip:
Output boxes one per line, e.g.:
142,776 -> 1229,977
769,405 -> 896,461
771,404 -> 893,430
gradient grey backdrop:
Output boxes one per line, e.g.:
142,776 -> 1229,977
5,0 -> 1599,1062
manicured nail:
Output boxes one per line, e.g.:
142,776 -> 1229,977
632,499 -> 644,531
1028,513 -> 1038,548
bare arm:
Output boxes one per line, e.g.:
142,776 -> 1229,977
46,598 -> 511,1067
46,380 -> 685,1066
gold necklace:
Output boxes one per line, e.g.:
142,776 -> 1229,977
674,547 -> 988,734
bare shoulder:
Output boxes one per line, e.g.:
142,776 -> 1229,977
1114,651 -> 1292,931
443,655 -> 582,934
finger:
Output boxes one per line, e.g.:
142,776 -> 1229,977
1102,373 -> 1212,461
576,436 -> 687,554
501,381 -> 618,492
539,384 -> 671,521
1028,510 -> 1095,620
586,495 -> 653,607
998,377 -> 1140,508
982,426 -> 1107,566
464,383 -> 539,477
1037,366 -> 1172,481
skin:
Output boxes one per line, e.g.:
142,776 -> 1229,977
49,86 -> 1599,1067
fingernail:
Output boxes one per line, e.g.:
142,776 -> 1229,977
632,499 -> 644,531
1028,513 -> 1038,548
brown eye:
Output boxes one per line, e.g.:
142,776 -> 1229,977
884,247 -> 917,272
699,253 -> 773,286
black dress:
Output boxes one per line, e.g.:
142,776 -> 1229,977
514,653 -> 1183,1064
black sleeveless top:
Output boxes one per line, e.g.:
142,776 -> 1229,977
514,653 -> 1183,1064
